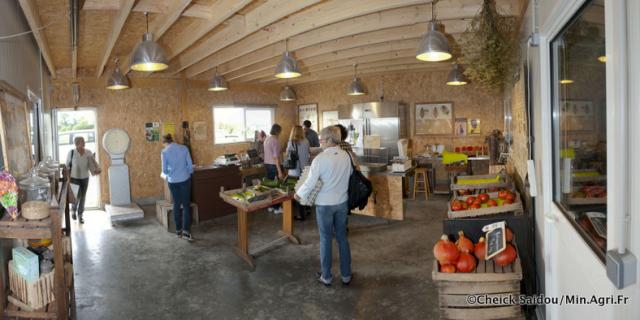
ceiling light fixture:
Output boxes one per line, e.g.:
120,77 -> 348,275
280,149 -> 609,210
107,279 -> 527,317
416,0 -> 452,62
279,85 -> 296,101
274,39 -> 301,79
347,64 -> 365,96
208,67 -> 228,91
130,12 -> 169,72
446,64 -> 468,86
106,58 -> 130,90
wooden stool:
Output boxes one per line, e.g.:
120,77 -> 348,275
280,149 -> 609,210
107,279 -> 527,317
413,167 -> 432,200
155,200 -> 199,233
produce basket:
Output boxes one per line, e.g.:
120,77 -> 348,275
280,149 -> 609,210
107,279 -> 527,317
451,174 -> 513,193
448,191 -> 523,219
219,185 -> 291,212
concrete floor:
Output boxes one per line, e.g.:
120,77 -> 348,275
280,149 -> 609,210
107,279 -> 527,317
71,197 -> 448,320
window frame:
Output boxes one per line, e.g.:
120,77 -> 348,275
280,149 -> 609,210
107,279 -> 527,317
212,104 -> 276,145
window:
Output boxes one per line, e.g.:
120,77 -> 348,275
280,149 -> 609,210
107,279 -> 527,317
213,106 -> 274,144
551,0 -> 607,259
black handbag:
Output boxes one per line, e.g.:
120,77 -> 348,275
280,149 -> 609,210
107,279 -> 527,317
347,153 -> 372,210
285,142 -> 299,169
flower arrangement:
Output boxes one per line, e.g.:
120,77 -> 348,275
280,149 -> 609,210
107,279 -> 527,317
0,171 -> 19,219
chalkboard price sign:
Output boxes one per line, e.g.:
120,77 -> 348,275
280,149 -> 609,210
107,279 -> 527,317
483,221 -> 506,259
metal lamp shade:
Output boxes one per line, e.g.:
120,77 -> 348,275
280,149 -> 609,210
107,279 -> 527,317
347,77 -> 365,96
274,51 -> 301,79
130,33 -> 169,72
106,66 -> 130,90
279,86 -> 296,101
446,65 -> 468,86
208,73 -> 228,91
416,21 -> 452,62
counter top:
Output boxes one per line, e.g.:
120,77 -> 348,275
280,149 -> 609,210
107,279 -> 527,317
365,166 -> 415,177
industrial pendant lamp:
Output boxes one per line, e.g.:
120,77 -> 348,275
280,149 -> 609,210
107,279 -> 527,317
446,64 -> 468,86
106,58 -> 130,90
274,39 -> 301,79
347,64 -> 365,96
279,85 -> 296,101
130,12 -> 169,72
208,67 -> 228,91
416,0 -> 452,62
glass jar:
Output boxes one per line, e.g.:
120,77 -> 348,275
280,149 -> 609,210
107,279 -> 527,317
19,168 -> 51,204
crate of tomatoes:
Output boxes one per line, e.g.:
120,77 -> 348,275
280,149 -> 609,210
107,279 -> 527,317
432,227 -> 523,320
448,189 -> 523,219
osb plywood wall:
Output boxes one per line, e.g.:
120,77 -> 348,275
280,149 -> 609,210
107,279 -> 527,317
292,70 -> 504,155
507,64 -> 529,183
50,78 -> 294,203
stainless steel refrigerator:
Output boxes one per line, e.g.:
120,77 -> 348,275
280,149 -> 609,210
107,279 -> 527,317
337,101 -> 407,163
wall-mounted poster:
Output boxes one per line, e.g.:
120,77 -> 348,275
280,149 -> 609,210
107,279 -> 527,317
145,122 -> 160,141
468,118 -> 481,135
162,122 -> 176,138
415,102 -> 453,135
455,118 -> 467,136
193,121 -> 207,141
298,103 -> 318,131
561,100 -> 594,132
322,110 -> 339,129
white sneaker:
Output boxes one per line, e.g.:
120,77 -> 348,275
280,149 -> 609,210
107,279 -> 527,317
273,207 -> 283,214
268,207 -> 274,213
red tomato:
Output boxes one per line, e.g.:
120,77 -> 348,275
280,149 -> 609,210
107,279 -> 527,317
455,147 -> 461,152
487,199 -> 498,207
478,193 -> 490,203
470,203 -> 482,209
473,198 -> 483,206
505,192 -> 515,202
461,202 -> 468,210
451,201 -> 462,211
498,190 -> 509,200
466,197 -> 476,206
503,199 -> 514,205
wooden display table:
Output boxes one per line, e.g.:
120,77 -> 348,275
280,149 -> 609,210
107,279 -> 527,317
219,189 -> 300,268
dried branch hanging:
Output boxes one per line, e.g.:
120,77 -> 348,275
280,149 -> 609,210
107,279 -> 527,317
458,0 -> 517,93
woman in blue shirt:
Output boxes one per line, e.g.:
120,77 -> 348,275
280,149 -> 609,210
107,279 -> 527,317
161,134 -> 194,241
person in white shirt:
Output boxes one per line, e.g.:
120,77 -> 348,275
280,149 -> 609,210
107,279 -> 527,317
296,126 -> 353,286
66,136 -> 101,223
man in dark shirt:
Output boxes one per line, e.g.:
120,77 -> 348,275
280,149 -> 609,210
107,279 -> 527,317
303,120 -> 320,147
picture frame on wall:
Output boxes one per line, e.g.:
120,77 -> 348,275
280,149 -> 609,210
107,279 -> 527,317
455,118 -> 467,136
415,102 -> 453,135
468,118 -> 481,135
298,103 -> 318,131
561,100 -> 594,132
322,110 -> 339,129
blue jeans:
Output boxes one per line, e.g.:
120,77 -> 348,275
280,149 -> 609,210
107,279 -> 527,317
70,178 -> 89,215
168,178 -> 192,233
316,201 -> 351,282
264,164 -> 281,210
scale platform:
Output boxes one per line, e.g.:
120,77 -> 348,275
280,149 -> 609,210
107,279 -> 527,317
105,203 -> 144,223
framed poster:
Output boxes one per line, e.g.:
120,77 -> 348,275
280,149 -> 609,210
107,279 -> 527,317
322,110 -> 339,129
468,118 -> 481,135
0,81 -> 32,177
145,122 -> 160,141
415,102 -> 453,135
455,118 -> 467,136
561,100 -> 594,132
298,103 -> 318,131
192,121 -> 207,141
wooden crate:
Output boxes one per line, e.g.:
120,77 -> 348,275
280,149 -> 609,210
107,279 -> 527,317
8,261 -> 55,310
432,257 -> 524,320
447,192 -> 524,219
451,174 -> 512,192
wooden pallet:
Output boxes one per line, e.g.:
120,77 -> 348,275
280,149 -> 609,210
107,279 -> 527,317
432,257 -> 524,320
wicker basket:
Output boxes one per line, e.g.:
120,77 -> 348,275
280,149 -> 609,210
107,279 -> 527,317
21,200 -> 50,220
8,260 -> 55,309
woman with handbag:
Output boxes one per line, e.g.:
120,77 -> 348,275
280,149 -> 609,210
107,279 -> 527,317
285,125 -> 311,220
66,136 -> 101,224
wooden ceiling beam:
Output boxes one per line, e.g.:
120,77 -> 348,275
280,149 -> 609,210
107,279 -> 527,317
95,0 -> 136,78
167,0 -> 324,75
18,0 -> 57,78
165,0 -> 253,60
181,0 -> 429,77
186,0 -> 519,79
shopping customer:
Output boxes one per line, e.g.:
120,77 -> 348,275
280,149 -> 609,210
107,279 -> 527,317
66,136 -> 101,224
295,126 -> 353,286
303,120 -> 320,147
285,125 -> 311,220
161,134 -> 195,241
264,124 -> 284,214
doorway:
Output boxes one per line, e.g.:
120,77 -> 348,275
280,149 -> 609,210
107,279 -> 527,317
54,108 -> 100,209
